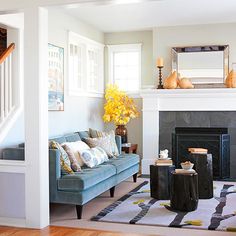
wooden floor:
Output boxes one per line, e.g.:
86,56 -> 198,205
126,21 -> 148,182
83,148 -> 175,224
0,226 -> 152,236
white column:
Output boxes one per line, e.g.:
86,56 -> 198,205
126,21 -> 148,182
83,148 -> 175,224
142,97 -> 159,174
24,7 -> 49,228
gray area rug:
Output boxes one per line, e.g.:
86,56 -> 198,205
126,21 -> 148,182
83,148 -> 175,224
91,181 -> 236,232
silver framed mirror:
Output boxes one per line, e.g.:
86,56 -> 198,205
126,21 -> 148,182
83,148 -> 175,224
172,45 -> 229,85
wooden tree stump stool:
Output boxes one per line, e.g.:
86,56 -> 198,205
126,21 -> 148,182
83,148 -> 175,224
170,172 -> 199,212
188,153 -> 213,199
150,165 -> 175,200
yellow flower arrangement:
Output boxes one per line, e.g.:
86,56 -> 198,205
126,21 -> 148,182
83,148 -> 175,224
103,84 -> 139,125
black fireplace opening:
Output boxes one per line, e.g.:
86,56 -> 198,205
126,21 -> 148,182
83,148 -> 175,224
172,127 -> 230,180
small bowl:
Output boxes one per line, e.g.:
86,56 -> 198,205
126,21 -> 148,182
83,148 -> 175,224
181,162 -> 194,170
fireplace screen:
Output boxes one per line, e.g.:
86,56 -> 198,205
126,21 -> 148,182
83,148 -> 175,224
172,127 -> 230,180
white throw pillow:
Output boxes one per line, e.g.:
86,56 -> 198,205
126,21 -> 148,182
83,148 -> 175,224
62,141 -> 90,167
81,147 -> 109,168
89,128 -> 119,156
84,136 -> 114,158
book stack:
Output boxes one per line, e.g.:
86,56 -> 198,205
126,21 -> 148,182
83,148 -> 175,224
175,169 -> 196,174
155,158 -> 173,166
188,148 -> 208,154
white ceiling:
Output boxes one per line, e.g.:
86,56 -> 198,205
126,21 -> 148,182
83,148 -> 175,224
62,0 -> 236,32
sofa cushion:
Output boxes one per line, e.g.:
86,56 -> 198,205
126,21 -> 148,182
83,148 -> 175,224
84,136 -> 114,158
64,133 -> 81,142
50,141 -> 74,175
81,147 -> 109,168
77,131 -> 90,140
57,163 -> 116,191
89,128 -> 119,156
61,141 -> 90,167
61,143 -> 82,172
50,136 -> 67,144
108,154 -> 139,174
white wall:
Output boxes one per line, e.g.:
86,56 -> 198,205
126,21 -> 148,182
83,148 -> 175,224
48,9 -> 105,137
0,173 -> 25,218
154,22 -> 236,80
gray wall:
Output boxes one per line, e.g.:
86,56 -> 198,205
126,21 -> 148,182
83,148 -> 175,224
154,23 -> 236,82
159,111 -> 236,178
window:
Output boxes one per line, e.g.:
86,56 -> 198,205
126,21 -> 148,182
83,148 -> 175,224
68,32 -> 104,97
108,44 -> 142,93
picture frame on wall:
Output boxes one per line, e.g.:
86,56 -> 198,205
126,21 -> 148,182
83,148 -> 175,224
48,43 -> 64,111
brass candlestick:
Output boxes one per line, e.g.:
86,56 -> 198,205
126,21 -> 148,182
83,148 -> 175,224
157,66 -> 164,89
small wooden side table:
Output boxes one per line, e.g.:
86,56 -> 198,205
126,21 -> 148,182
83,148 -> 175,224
122,144 -> 138,154
122,144 -> 141,175
150,165 -> 175,200
170,171 -> 199,212
188,153 -> 213,199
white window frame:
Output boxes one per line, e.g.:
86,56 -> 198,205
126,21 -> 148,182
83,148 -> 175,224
68,31 -> 104,97
107,43 -> 142,96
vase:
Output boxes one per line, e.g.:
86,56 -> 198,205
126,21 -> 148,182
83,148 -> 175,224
115,125 -> 128,143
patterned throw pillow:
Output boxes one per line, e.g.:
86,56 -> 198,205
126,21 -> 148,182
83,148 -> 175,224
84,136 -> 114,158
61,141 -> 90,167
50,141 -> 74,175
61,144 -> 82,172
89,128 -> 119,156
81,147 -> 109,168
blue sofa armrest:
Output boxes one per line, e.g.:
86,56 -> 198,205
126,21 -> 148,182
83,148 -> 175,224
115,135 -> 122,154
49,149 -> 61,180
49,148 -> 61,201
2,148 -> 25,161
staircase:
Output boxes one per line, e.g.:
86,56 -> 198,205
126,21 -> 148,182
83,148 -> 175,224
0,43 -> 19,142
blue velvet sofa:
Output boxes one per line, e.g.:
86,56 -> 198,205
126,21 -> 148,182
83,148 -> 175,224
2,131 -> 140,219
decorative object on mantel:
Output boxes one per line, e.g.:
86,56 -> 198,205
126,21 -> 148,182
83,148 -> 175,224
163,71 -> 178,89
225,69 -> 236,88
103,84 -> 139,143
172,45 -> 229,86
178,78 -> 194,89
157,57 -> 164,89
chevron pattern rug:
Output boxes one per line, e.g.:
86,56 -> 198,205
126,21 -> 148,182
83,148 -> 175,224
92,181 -> 236,232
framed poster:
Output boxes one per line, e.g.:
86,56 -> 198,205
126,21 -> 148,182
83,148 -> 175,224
48,43 -> 64,111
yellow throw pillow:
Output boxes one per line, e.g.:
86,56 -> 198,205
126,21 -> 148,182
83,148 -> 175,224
50,141 -> 74,175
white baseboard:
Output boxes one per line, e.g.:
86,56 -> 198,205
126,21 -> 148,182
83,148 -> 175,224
0,217 -> 26,228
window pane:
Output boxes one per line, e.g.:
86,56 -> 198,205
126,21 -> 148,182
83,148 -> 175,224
128,52 -> 139,65
112,49 -> 140,92
114,52 -> 127,66
116,79 -> 139,92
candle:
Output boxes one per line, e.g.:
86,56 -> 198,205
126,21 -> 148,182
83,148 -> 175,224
157,57 -> 164,67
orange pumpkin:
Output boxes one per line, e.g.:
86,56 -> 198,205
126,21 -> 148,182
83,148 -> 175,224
225,70 -> 236,88
163,71 -> 178,89
178,78 -> 194,89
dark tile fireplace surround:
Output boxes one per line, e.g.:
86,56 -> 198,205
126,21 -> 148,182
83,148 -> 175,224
159,111 -> 236,179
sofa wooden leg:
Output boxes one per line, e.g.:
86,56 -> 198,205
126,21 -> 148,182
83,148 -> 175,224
76,205 -> 83,219
133,173 -> 138,183
110,186 -> 115,198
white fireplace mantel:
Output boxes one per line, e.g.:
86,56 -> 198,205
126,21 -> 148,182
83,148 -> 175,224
140,88 -> 236,174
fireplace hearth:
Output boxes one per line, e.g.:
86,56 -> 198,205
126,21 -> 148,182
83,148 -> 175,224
172,127 -> 230,180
